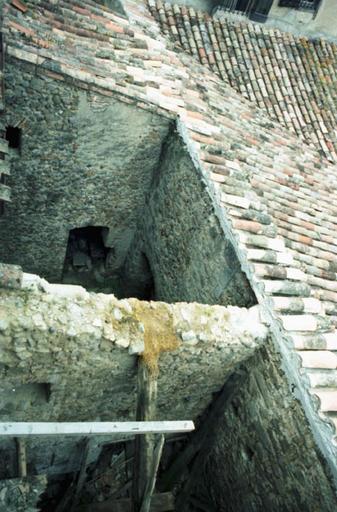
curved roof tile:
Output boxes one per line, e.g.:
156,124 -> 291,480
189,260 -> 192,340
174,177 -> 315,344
150,1 -> 337,162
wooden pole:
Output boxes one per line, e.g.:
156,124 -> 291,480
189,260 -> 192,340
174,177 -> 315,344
133,360 -> 161,512
140,434 -> 165,512
15,437 -> 27,478
159,370 -> 246,493
70,438 -> 92,512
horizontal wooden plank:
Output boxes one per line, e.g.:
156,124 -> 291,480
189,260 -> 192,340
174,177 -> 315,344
0,421 -> 194,437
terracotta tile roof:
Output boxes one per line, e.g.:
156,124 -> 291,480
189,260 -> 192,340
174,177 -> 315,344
148,1 -> 337,162
3,0 -> 337,478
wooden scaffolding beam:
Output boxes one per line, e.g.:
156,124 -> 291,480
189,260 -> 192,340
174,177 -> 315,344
133,360 -> 165,512
15,437 -> 27,478
0,421 -> 194,437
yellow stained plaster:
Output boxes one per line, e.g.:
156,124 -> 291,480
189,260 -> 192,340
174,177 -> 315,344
131,300 -> 181,375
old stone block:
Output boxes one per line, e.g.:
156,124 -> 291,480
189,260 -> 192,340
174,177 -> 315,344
0,263 -> 22,290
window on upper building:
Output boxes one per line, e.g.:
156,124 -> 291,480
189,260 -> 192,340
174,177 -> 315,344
219,0 -> 273,21
278,0 -> 321,11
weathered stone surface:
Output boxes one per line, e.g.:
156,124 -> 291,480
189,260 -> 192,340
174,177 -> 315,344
0,280 -> 266,424
0,278 -> 266,482
0,59 -> 170,282
2,0 -> 337,506
0,263 -> 22,290
0,475 -> 46,512
124,132 -> 256,307
195,343 -> 337,512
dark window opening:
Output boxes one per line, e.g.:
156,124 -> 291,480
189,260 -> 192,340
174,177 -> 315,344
63,226 -> 109,273
219,0 -> 273,22
62,227 -> 155,299
62,226 -> 113,292
0,201 -> 4,216
279,0 -> 321,10
5,126 -> 21,150
0,173 -> 7,185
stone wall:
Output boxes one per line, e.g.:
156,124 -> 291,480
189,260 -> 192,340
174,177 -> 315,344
195,342 -> 337,512
0,59 -> 255,305
0,475 -> 46,512
0,278 -> 266,481
0,279 -> 266,423
94,0 -> 127,17
124,131 -> 256,307
0,58 -> 170,282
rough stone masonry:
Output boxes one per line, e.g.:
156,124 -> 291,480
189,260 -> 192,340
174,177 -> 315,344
0,274 -> 267,496
0,274 -> 267,424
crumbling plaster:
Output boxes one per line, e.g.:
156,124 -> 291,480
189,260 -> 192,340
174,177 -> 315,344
0,275 -> 267,479
0,58 -> 170,282
0,276 -> 266,423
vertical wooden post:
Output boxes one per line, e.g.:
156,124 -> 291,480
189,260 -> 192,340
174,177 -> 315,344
140,434 -> 165,512
133,359 -> 162,512
15,438 -> 27,478
70,438 -> 92,512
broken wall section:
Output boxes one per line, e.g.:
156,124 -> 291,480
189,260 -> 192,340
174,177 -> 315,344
0,279 -> 266,424
124,131 -> 256,307
0,278 -> 267,483
0,58 -> 170,286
